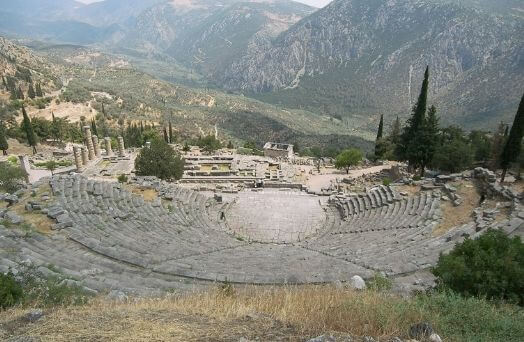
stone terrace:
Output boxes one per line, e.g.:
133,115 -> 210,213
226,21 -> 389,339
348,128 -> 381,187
0,172 -> 522,294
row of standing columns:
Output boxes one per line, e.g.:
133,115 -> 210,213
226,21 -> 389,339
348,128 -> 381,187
74,126 -> 125,172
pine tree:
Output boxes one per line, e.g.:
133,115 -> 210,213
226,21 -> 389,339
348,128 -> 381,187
35,83 -> 43,97
501,94 -> 524,182
21,106 -> 37,154
398,66 -> 430,172
0,122 -> 9,155
375,114 -> 385,159
27,84 -> 35,99
168,121 -> 173,143
17,86 -> 24,100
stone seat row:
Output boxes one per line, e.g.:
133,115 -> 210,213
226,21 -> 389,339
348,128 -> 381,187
333,193 -> 439,233
333,185 -> 402,217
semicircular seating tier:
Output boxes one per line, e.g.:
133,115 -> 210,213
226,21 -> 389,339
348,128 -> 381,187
0,175 -> 521,294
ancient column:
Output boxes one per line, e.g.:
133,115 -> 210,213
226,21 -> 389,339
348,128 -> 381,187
117,136 -> 125,157
92,135 -> 101,157
81,147 -> 88,166
104,137 -> 113,156
83,126 -> 95,160
73,146 -> 83,172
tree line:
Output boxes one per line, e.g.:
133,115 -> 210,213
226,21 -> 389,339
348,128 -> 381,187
373,67 -> 524,180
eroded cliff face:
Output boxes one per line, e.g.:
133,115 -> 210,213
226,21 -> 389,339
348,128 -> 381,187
216,0 -> 523,127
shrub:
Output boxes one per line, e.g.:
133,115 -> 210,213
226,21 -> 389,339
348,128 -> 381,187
0,272 -> 23,309
367,273 -> 392,291
0,161 -> 26,193
432,229 -> 524,305
117,174 -> 128,183
382,178 -> 392,186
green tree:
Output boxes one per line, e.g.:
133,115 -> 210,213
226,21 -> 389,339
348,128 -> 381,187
375,114 -> 386,159
433,229 -> 524,305
1,76 -> 7,90
0,123 -> 9,155
432,126 -> 474,173
417,105 -> 439,176
398,66 -> 429,172
0,162 -> 26,193
91,119 -> 98,137
489,122 -> 506,170
27,84 -> 35,99
168,121 -> 173,143
335,148 -> 363,174
227,140 -> 234,149
45,160 -> 58,176
469,130 -> 492,163
35,83 -> 43,97
17,86 -> 24,100
182,142 -> 190,152
163,127 -> 169,143
501,94 -> 524,182
21,106 -> 37,154
135,138 -> 184,180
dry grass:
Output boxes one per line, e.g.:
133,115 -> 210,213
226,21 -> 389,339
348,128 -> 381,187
125,185 -> 158,202
433,181 -> 480,236
0,286 -> 427,341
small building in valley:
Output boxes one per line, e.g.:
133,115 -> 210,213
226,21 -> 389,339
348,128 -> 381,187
263,142 -> 294,160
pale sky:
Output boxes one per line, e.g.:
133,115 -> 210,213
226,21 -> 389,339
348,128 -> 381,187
75,0 -> 334,9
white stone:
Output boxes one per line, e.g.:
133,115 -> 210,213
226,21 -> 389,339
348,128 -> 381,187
349,275 -> 366,290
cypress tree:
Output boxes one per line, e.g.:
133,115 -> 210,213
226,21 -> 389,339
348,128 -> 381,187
501,94 -> 524,182
163,127 -> 169,143
1,76 -> 7,90
91,118 -> 98,137
21,106 -> 37,154
35,83 -> 43,97
17,86 -> 24,100
140,121 -> 144,132
27,84 -> 35,99
489,122 -> 506,170
398,66 -> 430,172
504,125 -> 509,137
101,102 -> 106,116
390,116 -> 401,146
419,105 -> 439,176
0,122 -> 9,155
168,121 -> 173,143
375,114 -> 385,158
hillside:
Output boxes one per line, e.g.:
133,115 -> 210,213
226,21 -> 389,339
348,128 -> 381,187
218,0 -> 524,130
1,37 -> 371,150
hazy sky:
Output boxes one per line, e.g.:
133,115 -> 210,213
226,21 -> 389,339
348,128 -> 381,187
75,0 -> 334,9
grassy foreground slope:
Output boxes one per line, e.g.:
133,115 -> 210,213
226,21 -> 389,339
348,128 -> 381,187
1,286 -> 522,341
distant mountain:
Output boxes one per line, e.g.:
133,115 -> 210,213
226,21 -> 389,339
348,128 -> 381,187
0,0 -> 83,18
216,0 -> 524,130
70,0 -> 166,26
